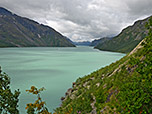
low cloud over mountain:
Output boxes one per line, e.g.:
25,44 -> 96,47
1,0 -> 152,41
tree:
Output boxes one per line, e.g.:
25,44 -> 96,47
25,86 -> 52,114
0,66 -> 20,114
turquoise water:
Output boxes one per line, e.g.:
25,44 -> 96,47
0,46 -> 125,113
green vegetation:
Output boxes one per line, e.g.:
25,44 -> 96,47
95,16 -> 151,53
0,67 -> 20,114
25,86 -> 52,114
55,17 -> 152,113
0,7 -> 75,47
0,12 -> 152,114
90,37 -> 112,47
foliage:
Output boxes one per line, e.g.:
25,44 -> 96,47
55,17 -> 152,113
25,86 -> 53,114
0,67 -> 20,114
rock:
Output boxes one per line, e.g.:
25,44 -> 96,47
72,82 -> 76,87
70,94 -> 75,100
96,83 -> 100,87
61,97 -> 65,101
100,107 -> 107,113
66,88 -> 73,96
83,81 -> 89,87
65,92 -> 68,96
90,93 -> 97,114
103,84 -> 107,89
87,85 -> 90,89
90,77 -> 95,80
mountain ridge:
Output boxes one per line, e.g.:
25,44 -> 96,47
90,37 -> 112,46
73,41 -> 91,46
0,7 -> 75,47
95,16 -> 151,53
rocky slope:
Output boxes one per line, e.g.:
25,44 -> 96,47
95,16 -> 151,53
55,18 -> 152,114
0,7 -> 75,47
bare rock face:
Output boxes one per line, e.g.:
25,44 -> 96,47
65,88 -> 73,96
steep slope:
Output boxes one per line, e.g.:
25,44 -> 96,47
95,16 -> 151,53
90,37 -> 112,46
55,18 -> 152,114
0,7 -> 75,47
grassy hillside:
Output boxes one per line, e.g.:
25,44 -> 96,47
55,18 -> 152,114
95,16 -> 151,53
0,7 -> 75,47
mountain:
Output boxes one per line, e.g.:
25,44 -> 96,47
65,36 -> 74,44
55,18 -> 152,113
90,37 -> 112,46
0,7 -> 75,47
73,41 -> 91,46
95,16 -> 151,53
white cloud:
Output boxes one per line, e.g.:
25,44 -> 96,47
0,0 -> 152,41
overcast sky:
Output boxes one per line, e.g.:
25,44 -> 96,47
0,0 -> 152,41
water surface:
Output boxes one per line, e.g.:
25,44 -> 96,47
0,46 -> 125,113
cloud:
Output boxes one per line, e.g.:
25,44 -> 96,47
0,0 -> 152,41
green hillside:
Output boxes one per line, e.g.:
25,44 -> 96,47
55,18 -> 152,114
90,37 -> 112,46
0,7 -> 152,114
0,7 -> 75,47
95,16 -> 151,53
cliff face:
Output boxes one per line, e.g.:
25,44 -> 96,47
55,18 -> 152,114
95,16 -> 151,53
0,7 -> 75,47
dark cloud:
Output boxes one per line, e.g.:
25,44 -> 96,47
0,0 -> 152,41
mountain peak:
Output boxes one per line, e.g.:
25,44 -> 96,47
0,7 -> 13,15
0,7 -> 75,47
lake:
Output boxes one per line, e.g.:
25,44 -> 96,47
0,46 -> 125,113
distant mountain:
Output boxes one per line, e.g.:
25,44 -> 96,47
90,37 -> 112,46
73,41 -> 91,46
95,16 -> 151,53
0,7 -> 75,47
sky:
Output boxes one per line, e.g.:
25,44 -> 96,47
0,0 -> 152,42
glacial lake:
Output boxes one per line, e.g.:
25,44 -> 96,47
0,46 -> 125,113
